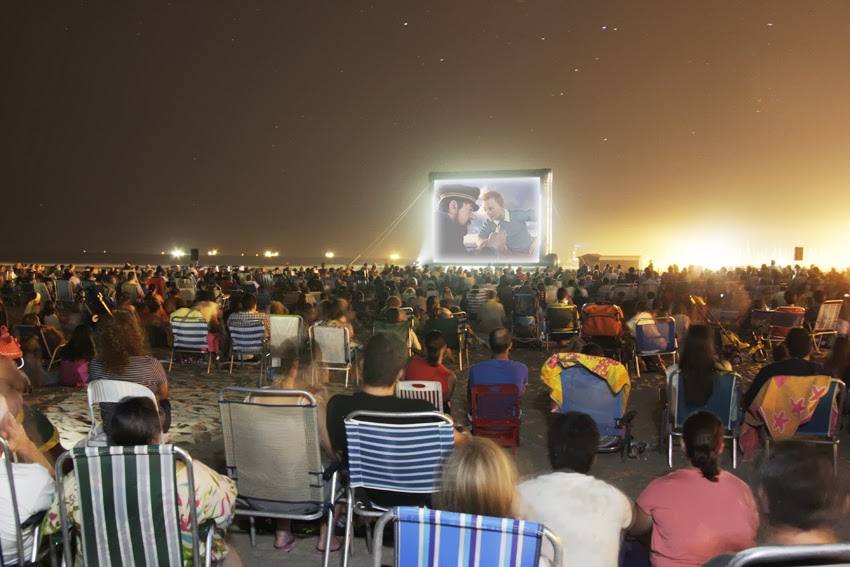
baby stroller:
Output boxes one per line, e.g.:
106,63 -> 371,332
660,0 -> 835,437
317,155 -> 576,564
512,292 -> 541,347
689,295 -> 766,364
581,303 -> 626,360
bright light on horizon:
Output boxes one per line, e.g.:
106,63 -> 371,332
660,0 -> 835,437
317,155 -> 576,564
389,253 -> 401,261
263,250 -> 280,258
207,249 -> 219,256
325,251 -> 335,259
170,248 -> 186,259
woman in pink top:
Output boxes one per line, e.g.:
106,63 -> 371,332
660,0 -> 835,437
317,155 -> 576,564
629,412 -> 759,567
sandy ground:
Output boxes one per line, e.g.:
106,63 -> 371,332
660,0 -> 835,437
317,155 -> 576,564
27,340 -> 850,567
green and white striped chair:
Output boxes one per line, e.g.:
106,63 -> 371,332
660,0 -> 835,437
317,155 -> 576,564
56,445 -> 213,567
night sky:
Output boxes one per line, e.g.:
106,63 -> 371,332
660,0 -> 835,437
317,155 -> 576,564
4,2 -> 849,267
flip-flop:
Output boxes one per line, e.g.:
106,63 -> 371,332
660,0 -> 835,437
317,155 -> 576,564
316,537 -> 343,554
274,536 -> 297,552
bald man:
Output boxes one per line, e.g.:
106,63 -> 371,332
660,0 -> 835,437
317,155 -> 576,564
0,356 -> 64,465
468,328 -> 529,398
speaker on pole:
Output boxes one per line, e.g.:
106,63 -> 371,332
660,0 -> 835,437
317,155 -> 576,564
190,248 -> 199,262
794,247 -> 804,262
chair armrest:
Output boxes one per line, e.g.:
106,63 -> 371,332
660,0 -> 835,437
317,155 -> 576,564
322,460 -> 343,482
21,509 -> 47,529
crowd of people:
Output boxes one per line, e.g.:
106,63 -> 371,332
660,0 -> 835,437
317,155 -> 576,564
1,260 -> 849,566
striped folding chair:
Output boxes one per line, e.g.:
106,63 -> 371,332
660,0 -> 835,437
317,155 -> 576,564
372,507 -> 563,567
341,411 -> 455,567
396,381 -> 444,412
227,319 -> 269,378
55,445 -> 213,567
169,314 -> 213,374
219,387 -> 342,567
55,280 -> 77,306
1,436 -> 50,567
810,299 -> 843,352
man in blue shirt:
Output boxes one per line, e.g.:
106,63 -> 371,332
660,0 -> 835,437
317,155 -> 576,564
469,328 -> 529,395
477,190 -> 535,256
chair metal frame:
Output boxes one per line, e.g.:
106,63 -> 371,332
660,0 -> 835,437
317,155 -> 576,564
396,380 -> 444,412
56,445 -> 212,567
14,325 -> 64,372
371,507 -> 564,567
809,299 -> 843,352
762,378 -> 846,476
341,410 -> 454,567
664,370 -> 739,469
168,314 -> 214,374
227,318 -> 270,379
633,316 -> 679,378
309,324 -> 354,387
725,543 -> 850,567
218,387 -> 342,567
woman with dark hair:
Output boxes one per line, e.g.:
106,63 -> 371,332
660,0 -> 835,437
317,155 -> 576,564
88,310 -> 172,431
43,397 -> 244,567
58,325 -> 95,387
629,412 -> 758,566
669,324 -> 731,406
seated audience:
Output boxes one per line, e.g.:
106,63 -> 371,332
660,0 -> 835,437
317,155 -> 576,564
468,328 -> 528,395
436,435 -> 517,518
58,324 -> 94,387
669,324 -> 733,407
742,327 -> 825,410
89,310 -> 172,432
476,290 -> 506,336
0,393 -> 55,566
227,293 -> 270,337
385,307 -> 422,353
705,442 -> 848,566
403,330 -> 456,409
519,411 -> 635,567
630,412 -> 758,566
43,397 -> 243,566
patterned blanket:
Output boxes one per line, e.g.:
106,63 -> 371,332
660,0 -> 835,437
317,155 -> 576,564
540,352 -> 631,409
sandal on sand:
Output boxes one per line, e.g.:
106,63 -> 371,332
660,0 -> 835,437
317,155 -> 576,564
316,537 -> 343,553
274,535 -> 296,552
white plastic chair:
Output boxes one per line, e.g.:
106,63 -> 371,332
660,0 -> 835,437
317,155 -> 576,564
396,381 -> 444,412
269,314 -> 305,368
811,300 -> 843,352
309,324 -> 353,387
85,380 -> 158,446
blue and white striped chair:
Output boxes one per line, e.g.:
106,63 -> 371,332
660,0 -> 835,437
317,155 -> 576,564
227,319 -> 269,377
169,314 -> 213,374
372,507 -> 563,567
342,411 -> 455,567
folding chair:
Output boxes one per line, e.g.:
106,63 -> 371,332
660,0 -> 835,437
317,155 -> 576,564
762,377 -> 845,476
544,304 -> 580,351
663,370 -> 740,468
341,411 -> 454,567
512,293 -> 540,347
86,379 -> 158,447
765,308 -> 805,347
309,324 -> 354,387
396,381 -> 443,412
725,544 -> 850,567
556,364 -> 635,460
372,320 -> 413,354
218,387 -> 342,567
227,319 -> 269,379
169,314 -> 213,374
0,438 -> 50,567
55,280 -> 76,307
14,325 -> 64,371
269,314 -> 306,376
372,506 -> 563,567
469,384 -> 521,450
581,303 -> 626,361
810,299 -> 843,352
423,318 -> 467,370
56,445 -> 213,567
633,317 -> 678,377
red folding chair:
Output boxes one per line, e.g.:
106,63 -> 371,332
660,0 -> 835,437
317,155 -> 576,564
469,384 -> 521,450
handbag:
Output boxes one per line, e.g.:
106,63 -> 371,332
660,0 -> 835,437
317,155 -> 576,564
0,325 -> 23,360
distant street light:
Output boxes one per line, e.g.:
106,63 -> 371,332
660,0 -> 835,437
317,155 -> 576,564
325,251 -> 335,259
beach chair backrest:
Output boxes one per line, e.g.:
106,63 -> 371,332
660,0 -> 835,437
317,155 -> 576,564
768,309 -> 805,338
814,300 -> 843,332
310,324 -> 350,365
170,315 -> 209,352
470,384 -> 521,422
396,381 -> 443,411
228,319 -> 265,353
0,437 -> 26,566
514,293 -> 536,317
57,445 -> 200,567
670,370 -> 738,430
56,279 -> 76,303
546,304 -> 579,333
218,387 -> 323,503
725,544 -> 850,567
796,379 -> 844,438
559,364 -> 624,436
581,303 -> 624,337
373,506 -> 561,567
423,318 -> 461,351
87,379 -> 158,443
373,321 -> 411,344
344,411 -> 454,493
635,317 -> 677,355
269,314 -> 304,356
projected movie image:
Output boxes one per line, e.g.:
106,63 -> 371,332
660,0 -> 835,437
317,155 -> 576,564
431,171 -> 550,264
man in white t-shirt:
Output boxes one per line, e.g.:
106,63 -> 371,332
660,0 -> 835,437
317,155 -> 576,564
517,412 -> 636,567
0,404 -> 55,565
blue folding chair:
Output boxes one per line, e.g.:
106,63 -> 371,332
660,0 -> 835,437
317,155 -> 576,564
372,507 -> 563,567
634,317 -> 678,377
664,370 -> 740,468
227,319 -> 269,378
763,378 -> 845,476
341,411 -> 454,567
556,364 -> 635,460
169,314 -> 213,374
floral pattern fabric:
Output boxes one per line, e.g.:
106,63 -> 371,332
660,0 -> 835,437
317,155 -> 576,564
540,352 -> 631,408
